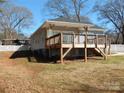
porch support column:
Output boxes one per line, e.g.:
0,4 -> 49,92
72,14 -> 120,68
84,26 -> 88,62
77,28 -> 80,44
95,35 -> 98,48
108,38 -> 111,55
60,47 -> 63,64
104,35 -> 107,60
60,33 -> 64,64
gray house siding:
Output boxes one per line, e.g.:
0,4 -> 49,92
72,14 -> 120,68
30,28 -> 49,59
31,29 -> 46,50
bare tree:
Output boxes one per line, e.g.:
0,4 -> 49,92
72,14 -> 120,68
94,0 -> 124,44
0,4 -> 33,39
45,0 -> 87,22
46,0 -> 70,17
0,0 -> 5,12
71,0 -> 86,22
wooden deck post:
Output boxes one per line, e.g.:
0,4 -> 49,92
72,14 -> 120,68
104,35 -> 107,60
77,30 -> 80,44
95,35 -> 98,48
60,33 -> 64,64
108,38 -> 111,55
60,47 -> 63,64
73,32 -> 75,47
84,26 -> 88,62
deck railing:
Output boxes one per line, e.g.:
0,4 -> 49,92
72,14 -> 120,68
46,33 -> 61,47
46,33 -> 111,48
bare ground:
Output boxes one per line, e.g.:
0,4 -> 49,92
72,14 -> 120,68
0,52 -> 124,93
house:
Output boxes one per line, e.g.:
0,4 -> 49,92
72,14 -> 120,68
30,17 -> 111,63
2,39 -> 30,45
2,31 -> 30,45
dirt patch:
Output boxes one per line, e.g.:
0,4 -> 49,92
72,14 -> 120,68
0,62 -> 43,93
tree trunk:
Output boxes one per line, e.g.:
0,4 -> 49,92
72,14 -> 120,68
115,33 -> 120,44
122,33 -> 124,44
122,25 -> 124,44
77,14 -> 80,22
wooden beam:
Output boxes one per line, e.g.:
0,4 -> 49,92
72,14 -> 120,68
60,47 -> 63,64
63,47 -> 72,58
108,38 -> 111,55
77,29 -> 80,44
84,26 -> 88,62
79,28 -> 104,32
104,35 -> 107,60
60,33 -> 64,64
47,21 -> 94,28
95,35 -> 98,48
95,48 -> 106,58
73,32 -> 75,47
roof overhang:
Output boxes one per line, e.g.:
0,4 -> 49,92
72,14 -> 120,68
2,39 -> 30,41
30,20 -> 105,38
78,28 -> 104,32
42,20 -> 94,28
42,20 -> 104,31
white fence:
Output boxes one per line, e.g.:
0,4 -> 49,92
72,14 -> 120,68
0,44 -> 124,53
111,44 -> 124,54
0,45 -> 29,51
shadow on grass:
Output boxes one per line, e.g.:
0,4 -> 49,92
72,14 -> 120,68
9,47 -> 59,64
10,50 -> 56,63
9,46 -> 104,64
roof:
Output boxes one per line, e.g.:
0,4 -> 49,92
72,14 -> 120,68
50,16 -> 103,29
42,20 -> 94,28
50,16 -> 92,24
2,39 -> 30,41
30,16 -> 105,38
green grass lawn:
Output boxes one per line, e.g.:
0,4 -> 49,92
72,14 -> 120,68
0,53 -> 124,93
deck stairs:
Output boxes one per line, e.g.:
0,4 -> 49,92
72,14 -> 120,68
94,47 -> 107,59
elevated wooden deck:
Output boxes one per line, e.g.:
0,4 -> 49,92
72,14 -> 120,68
46,33 -> 111,63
